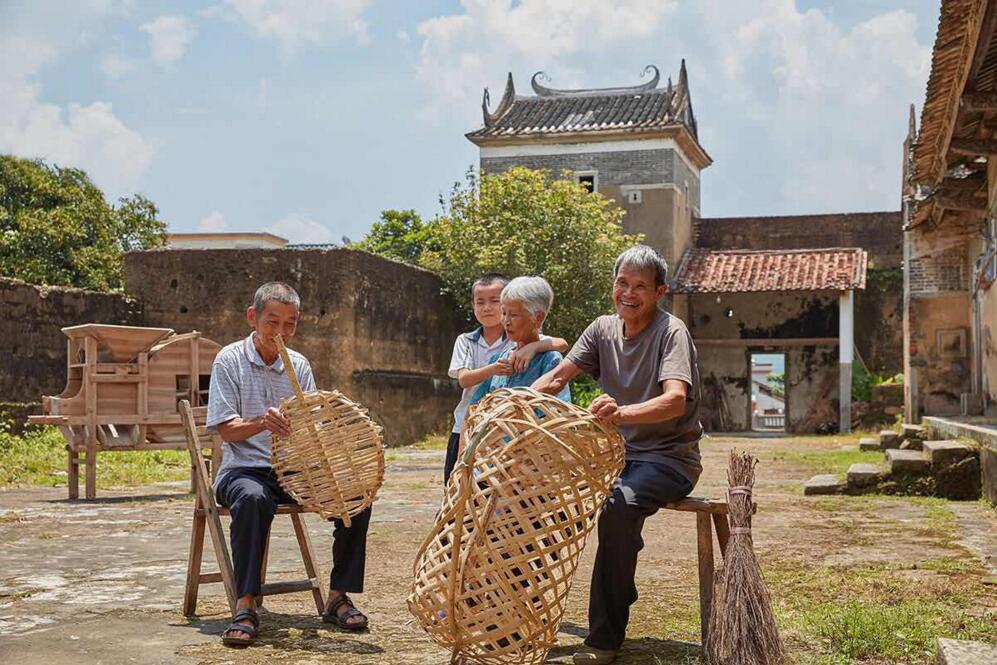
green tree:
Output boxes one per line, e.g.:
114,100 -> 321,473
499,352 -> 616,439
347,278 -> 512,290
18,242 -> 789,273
353,209 -> 433,264
421,167 -> 642,342
0,155 -> 166,291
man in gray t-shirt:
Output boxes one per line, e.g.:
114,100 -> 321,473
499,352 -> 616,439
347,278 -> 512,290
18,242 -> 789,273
534,245 -> 702,665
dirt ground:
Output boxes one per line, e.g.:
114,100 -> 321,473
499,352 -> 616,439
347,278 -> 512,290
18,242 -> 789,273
1,435 -> 994,665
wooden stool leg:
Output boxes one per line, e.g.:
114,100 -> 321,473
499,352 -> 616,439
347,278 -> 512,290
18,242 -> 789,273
257,526 -> 272,609
290,513 -> 328,614
205,509 -> 238,614
183,511 -> 207,616
696,512 -> 716,652
84,434 -> 97,500
67,446 -> 79,500
713,513 -> 731,559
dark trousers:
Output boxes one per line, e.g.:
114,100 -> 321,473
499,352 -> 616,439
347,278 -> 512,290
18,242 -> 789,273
586,461 -> 695,651
216,466 -> 371,599
443,431 -> 461,485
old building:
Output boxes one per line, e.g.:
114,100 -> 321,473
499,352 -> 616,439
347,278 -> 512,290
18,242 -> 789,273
907,0 -> 997,424
468,64 -> 903,433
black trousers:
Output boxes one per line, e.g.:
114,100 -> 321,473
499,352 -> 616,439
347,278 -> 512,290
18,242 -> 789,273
442,431 -> 461,485
216,466 -> 371,599
585,460 -> 695,651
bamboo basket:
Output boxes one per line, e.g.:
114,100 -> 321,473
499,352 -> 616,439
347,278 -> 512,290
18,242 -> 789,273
408,388 -> 625,665
270,335 -> 384,527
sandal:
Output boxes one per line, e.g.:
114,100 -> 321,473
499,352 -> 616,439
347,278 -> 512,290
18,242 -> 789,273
221,607 -> 259,648
322,593 -> 369,631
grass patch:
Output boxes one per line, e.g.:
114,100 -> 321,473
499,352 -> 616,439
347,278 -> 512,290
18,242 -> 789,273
774,447 -> 884,478
412,434 -> 449,451
0,425 -> 189,489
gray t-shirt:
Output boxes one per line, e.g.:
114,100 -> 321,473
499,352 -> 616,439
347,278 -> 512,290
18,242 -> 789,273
206,334 -> 316,489
567,310 -> 703,483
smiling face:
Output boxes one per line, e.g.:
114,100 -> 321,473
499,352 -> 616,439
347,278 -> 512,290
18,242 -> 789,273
501,299 -> 544,345
613,264 -> 668,325
472,281 -> 504,329
247,299 -> 300,355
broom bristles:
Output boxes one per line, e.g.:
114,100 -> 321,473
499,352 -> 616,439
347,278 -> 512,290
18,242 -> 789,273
707,450 -> 784,665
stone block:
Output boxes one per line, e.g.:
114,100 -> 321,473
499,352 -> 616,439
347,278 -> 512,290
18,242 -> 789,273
886,448 -> 930,475
804,474 -> 845,496
982,443 -> 997,506
859,437 -> 881,452
880,430 -> 901,449
934,457 -> 982,501
902,423 -> 926,441
922,440 -> 974,467
847,463 -> 882,488
900,438 -> 924,451
936,637 -> 997,665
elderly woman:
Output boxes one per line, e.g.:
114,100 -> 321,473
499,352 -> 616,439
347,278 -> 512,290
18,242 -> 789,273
468,275 -> 571,405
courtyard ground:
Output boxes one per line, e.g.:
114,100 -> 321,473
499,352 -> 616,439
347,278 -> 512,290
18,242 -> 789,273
0,434 -> 994,665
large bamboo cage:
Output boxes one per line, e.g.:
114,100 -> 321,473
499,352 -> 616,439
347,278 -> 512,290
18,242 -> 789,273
408,388 -> 625,665
269,335 -> 384,527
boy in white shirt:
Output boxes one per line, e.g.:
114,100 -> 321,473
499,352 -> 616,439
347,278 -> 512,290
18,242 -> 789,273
444,274 -> 568,483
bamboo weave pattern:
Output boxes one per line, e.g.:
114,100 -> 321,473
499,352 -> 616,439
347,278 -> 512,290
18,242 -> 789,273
269,336 -> 384,527
408,388 -> 625,665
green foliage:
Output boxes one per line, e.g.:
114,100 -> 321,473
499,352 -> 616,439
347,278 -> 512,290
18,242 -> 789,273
421,167 -> 642,341
0,420 -> 188,488
767,371 -> 785,396
352,209 -> 434,265
0,155 -> 166,291
570,374 -> 602,409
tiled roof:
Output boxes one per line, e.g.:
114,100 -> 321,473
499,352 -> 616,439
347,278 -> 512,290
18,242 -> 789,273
672,248 -> 868,294
467,62 -> 699,142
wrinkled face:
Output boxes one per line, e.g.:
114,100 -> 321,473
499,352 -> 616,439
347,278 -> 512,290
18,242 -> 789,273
247,300 -> 299,346
472,282 -> 504,329
501,299 -> 544,344
613,264 -> 667,323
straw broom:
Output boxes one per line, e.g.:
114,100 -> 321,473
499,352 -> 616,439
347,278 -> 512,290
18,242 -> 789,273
707,450 -> 784,665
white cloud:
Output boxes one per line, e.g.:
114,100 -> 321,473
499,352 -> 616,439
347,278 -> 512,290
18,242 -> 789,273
140,15 -> 197,65
0,36 -> 157,198
268,213 -> 333,244
223,0 -> 371,53
198,211 -> 228,232
100,54 -> 136,79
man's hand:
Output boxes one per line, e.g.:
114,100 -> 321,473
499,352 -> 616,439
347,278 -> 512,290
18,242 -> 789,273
589,394 -> 623,425
258,407 -> 291,438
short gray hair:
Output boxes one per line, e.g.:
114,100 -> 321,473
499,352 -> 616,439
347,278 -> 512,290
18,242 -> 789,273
253,282 -> 300,312
614,245 -> 669,286
501,276 -> 554,318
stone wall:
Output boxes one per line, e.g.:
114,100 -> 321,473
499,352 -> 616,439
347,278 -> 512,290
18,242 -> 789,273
694,211 -> 903,268
124,248 -> 463,446
685,291 -> 841,433
0,278 -> 140,425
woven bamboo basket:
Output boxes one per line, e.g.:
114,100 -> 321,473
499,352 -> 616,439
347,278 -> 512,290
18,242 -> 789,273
269,335 -> 384,527
408,388 -> 625,665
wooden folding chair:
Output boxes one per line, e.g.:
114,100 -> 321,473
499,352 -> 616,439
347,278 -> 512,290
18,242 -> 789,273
179,399 -> 328,617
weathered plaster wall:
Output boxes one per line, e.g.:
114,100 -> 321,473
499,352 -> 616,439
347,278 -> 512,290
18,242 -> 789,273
123,248 -> 463,446
982,283 -> 997,415
688,291 -> 840,433
908,292 -> 973,416
0,278 -> 140,425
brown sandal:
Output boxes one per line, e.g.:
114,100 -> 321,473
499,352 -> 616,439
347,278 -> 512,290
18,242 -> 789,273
221,607 -> 259,647
322,593 -> 369,631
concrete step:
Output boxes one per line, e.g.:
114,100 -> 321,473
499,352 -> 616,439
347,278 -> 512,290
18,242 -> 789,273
859,437 -> 881,452
936,637 -> 997,664
922,440 -> 975,467
846,463 -> 882,488
879,429 -> 901,449
886,448 -> 930,475
902,423 -> 927,441
803,474 -> 845,496
900,438 -> 924,451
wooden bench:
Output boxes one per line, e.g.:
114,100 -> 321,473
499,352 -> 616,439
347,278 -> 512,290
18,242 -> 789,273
178,400 -> 328,617
661,496 -> 746,650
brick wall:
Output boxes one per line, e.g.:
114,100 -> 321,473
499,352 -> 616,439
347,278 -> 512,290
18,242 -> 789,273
124,248 -> 463,446
694,211 -> 902,268
909,245 -> 969,295
0,278 -> 140,421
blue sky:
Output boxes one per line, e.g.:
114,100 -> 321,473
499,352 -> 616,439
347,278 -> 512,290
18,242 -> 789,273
0,1 -> 940,244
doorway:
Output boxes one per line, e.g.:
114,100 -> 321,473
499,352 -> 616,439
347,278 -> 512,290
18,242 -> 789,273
750,353 -> 786,432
